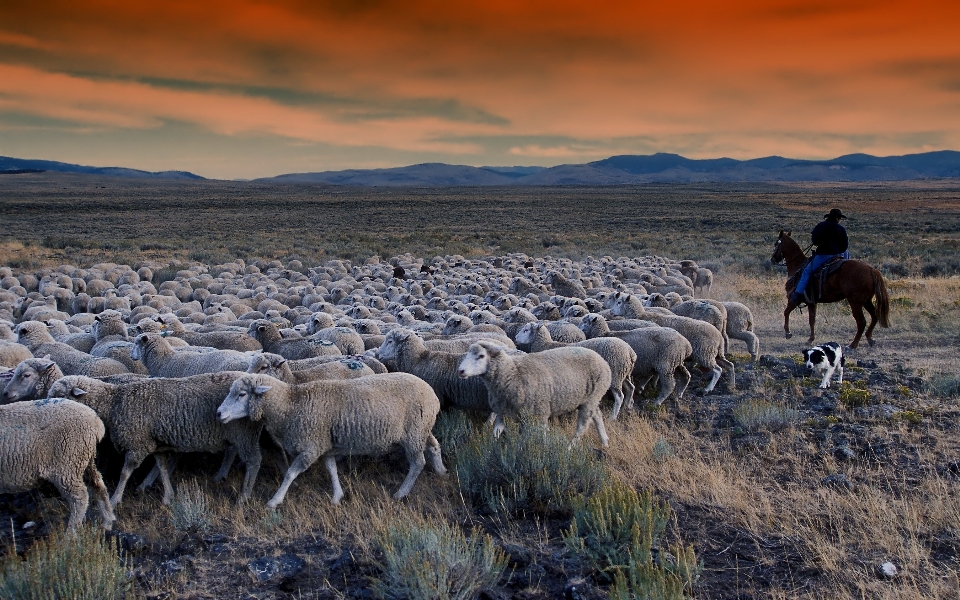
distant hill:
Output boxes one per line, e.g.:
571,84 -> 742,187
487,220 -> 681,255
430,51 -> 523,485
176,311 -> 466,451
0,156 -> 204,180
259,150 -> 960,186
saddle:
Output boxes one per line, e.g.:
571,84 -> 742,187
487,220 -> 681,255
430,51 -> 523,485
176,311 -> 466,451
788,257 -> 846,304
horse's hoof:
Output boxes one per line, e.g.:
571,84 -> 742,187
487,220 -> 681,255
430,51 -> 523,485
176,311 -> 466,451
785,332 -> 792,339
867,339 -> 874,347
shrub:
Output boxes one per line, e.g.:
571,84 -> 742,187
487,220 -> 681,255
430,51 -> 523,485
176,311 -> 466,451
454,424 -> 606,515
169,480 -> 211,534
839,382 -> 872,407
564,480 -> 700,596
432,410 -> 476,463
0,526 -> 130,599
372,521 -> 507,600
732,399 -> 799,432
927,373 -> 960,398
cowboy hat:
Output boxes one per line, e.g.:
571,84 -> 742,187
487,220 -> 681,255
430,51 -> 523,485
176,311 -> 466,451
824,208 -> 847,220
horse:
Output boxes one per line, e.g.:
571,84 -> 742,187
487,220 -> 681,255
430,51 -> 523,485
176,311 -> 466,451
771,230 -> 890,349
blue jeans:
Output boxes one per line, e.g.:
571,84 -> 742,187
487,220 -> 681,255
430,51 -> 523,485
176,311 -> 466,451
796,254 -> 837,295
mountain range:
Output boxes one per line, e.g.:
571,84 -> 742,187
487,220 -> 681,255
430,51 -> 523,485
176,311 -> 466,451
3,151 -> 960,186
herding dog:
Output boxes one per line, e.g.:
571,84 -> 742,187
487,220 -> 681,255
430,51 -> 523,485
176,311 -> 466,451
804,341 -> 845,389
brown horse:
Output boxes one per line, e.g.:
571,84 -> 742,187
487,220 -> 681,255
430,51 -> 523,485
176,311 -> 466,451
771,230 -> 890,348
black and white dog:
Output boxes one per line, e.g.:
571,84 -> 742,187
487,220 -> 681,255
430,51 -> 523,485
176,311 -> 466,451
804,342 -> 845,389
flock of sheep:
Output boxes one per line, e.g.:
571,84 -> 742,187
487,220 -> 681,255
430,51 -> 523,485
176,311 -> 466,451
0,253 -> 759,530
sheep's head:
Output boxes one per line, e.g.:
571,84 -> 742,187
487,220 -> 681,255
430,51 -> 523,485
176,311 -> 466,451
3,357 -> 59,403
514,322 -> 540,345
46,375 -> 92,404
377,329 -> 412,362
458,341 -> 501,378
218,375 -> 272,423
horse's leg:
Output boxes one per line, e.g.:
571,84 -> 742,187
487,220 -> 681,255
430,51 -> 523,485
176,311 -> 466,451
806,303 -> 817,344
849,301 -> 867,349
863,298 -> 878,346
783,300 -> 796,339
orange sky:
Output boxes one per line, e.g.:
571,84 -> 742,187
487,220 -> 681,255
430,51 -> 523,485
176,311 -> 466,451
1,1 -> 959,178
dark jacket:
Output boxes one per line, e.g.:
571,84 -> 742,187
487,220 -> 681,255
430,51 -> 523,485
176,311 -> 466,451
811,219 -> 848,255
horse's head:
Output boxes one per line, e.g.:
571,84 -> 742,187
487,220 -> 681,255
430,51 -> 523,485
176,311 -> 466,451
771,230 -> 792,264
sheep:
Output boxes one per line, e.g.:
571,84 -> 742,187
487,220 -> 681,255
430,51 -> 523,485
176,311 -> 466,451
2,356 -> 64,403
0,339 -> 32,369
90,310 -> 149,375
0,397 -> 116,530
44,319 -> 96,353
154,314 -> 263,352
130,333 -> 251,377
216,372 -> 446,507
247,352 -> 375,384
578,314 -> 692,408
16,321 -> 129,378
48,372 -> 262,507
611,294 -> 734,393
544,271 -> 587,299
377,329 -> 493,414
515,321 -> 637,419
457,340 -> 611,446
282,353 -> 389,375
134,317 -> 192,348
305,323 -> 365,355
248,319 -> 342,360
722,301 -> 760,361
668,299 -> 729,355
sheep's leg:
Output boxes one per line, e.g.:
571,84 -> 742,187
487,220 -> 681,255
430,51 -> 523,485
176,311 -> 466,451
485,412 -> 497,427
592,410 -> 609,448
652,367 -> 677,406
137,455 -> 179,492
424,434 -> 447,476
718,356 -> 736,391
674,365 -> 691,399
492,413 -> 506,438
154,454 -> 175,505
239,446 -> 263,502
86,457 -> 116,530
268,451 -> 318,508
395,444 -> 427,500
621,377 -> 636,412
609,385 -> 626,420
111,452 -> 147,507
701,363 -> 722,393
52,476 -> 89,531
214,446 -> 239,482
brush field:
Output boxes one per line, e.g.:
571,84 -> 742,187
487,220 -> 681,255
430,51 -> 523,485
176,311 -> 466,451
1,173 -> 959,599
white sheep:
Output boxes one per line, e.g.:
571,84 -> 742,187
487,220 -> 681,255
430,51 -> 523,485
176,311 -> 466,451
248,319 -> 342,360
130,332 -> 251,377
0,339 -> 32,369
721,301 -> 760,361
247,352 -> 374,384
0,397 -> 116,529
2,356 -> 64,403
578,314 -> 692,408
457,340 -> 611,446
611,294 -> 734,393
515,321 -> 637,419
16,321 -> 129,378
48,372 -> 262,507
216,372 -> 446,507
377,329 -> 493,414
154,314 -> 263,352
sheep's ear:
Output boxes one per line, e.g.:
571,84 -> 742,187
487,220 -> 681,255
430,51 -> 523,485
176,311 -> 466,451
254,385 -> 272,395
71,387 -> 87,396
137,333 -> 148,343
272,357 -> 287,368
42,354 -> 52,361
94,314 -> 101,322
257,324 -> 267,332
40,361 -> 57,373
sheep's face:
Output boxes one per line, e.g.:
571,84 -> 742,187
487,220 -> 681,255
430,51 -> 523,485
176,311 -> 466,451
514,323 -> 538,345
457,344 -> 493,378
47,378 -> 87,402
611,295 -> 630,317
377,331 -> 405,362
219,378 -> 271,423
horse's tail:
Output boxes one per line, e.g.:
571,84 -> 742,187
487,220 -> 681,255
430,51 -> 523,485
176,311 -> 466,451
873,268 -> 890,328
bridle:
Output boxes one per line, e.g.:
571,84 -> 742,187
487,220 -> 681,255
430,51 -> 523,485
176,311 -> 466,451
772,237 -> 811,266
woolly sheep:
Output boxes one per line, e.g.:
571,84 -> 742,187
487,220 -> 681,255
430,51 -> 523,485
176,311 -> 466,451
611,295 -> 734,393
306,324 -> 365,355
216,372 -> 446,507
458,340 -> 611,446
378,329 -> 493,414
248,319 -> 342,360
545,271 -> 587,299
578,314 -> 692,408
48,372 -> 262,506
154,314 -> 263,352
668,299 -> 729,355
16,321 -> 129,378
2,356 -> 64,403
247,352 -> 374,384
0,398 -> 116,529
131,333 -> 251,377
722,301 -> 760,361
515,321 -> 637,419
44,319 -> 96,353
0,339 -> 32,369
90,310 -> 149,375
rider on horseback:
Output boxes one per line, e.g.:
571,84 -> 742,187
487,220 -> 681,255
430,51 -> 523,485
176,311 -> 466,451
790,208 -> 848,305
